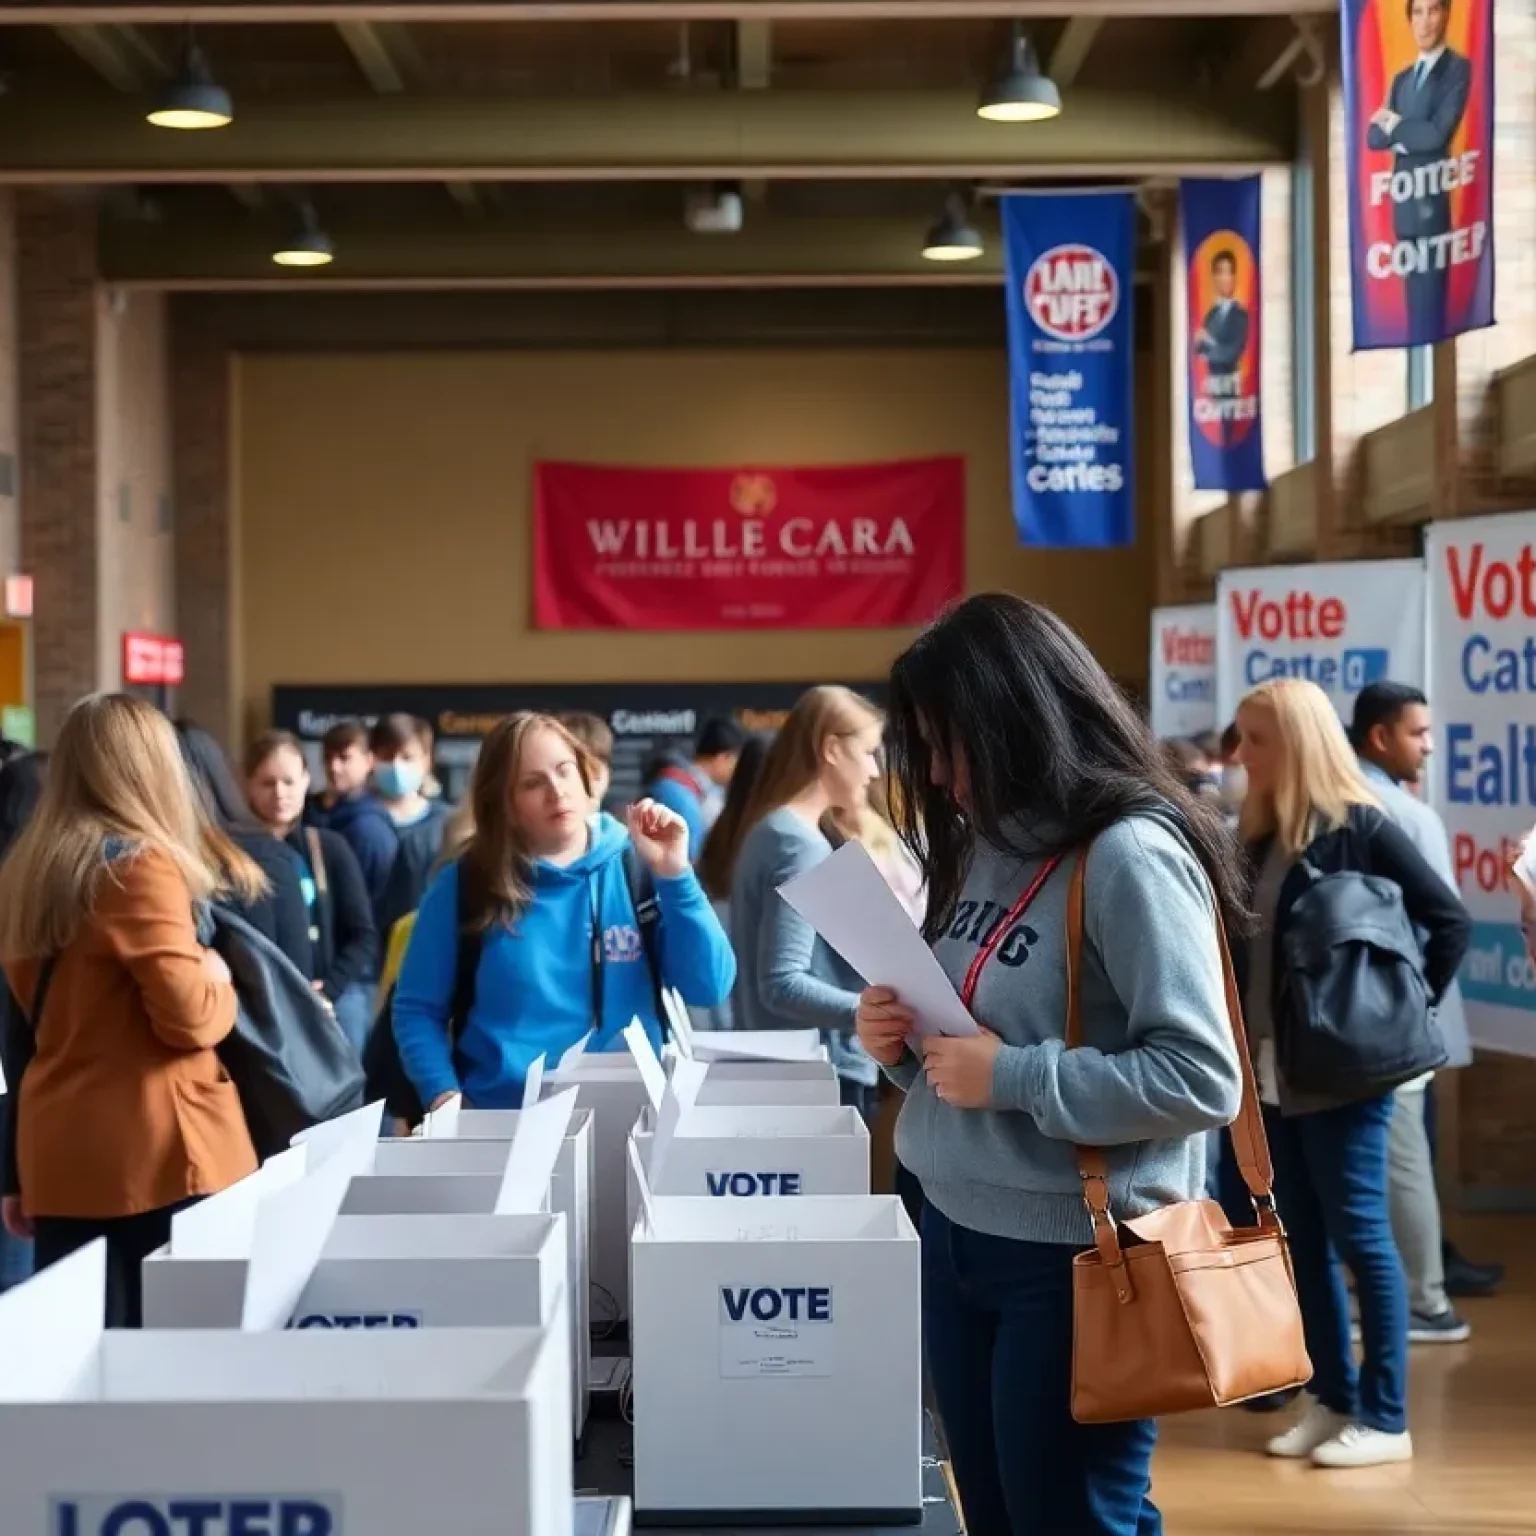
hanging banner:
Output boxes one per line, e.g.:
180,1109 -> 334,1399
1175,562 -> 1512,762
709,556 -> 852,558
1001,192 -> 1135,548
1215,559 -> 1426,727
532,457 -> 964,631
1180,177 -> 1266,493
1341,0 -> 1494,349
1426,513 -> 1536,1057
1149,604 -> 1218,740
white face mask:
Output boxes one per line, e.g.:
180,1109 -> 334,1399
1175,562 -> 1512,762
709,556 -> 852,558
1220,764 -> 1248,808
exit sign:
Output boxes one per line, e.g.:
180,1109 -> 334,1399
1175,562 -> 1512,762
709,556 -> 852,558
4,574 -> 32,618
122,632 -> 185,687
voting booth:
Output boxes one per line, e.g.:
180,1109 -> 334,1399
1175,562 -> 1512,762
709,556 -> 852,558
686,1059 -> 840,1108
689,1029 -> 830,1064
630,1193 -> 922,1525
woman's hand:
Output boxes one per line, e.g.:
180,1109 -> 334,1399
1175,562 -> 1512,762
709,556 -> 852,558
627,798 -> 690,879
2,1194 -> 32,1240
201,947 -> 232,987
427,1091 -> 460,1113
856,986 -> 914,1066
922,1029 -> 1003,1109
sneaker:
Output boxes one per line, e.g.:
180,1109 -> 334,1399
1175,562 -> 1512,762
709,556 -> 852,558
1443,1243 -> 1504,1299
1408,1307 -> 1471,1343
1266,1398 -> 1351,1459
1241,1386 -> 1303,1414
1311,1423 -> 1414,1468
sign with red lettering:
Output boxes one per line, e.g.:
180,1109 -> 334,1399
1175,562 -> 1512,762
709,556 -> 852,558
1148,604 -> 1217,739
532,458 -> 965,631
122,631 -> 185,687
1215,560 -> 1425,726
1427,512 -> 1536,1056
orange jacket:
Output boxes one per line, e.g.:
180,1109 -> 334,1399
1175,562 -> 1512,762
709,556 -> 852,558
6,846 -> 257,1219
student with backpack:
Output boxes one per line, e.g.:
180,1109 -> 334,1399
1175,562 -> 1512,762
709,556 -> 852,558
643,716 -> 746,858
391,712 -> 735,1111
1232,679 -> 1470,1470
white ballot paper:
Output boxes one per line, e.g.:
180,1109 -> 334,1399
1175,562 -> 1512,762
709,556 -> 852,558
779,839 -> 976,1038
663,988 -> 696,1060
648,1058 -> 708,1189
423,1092 -> 462,1139
522,1053 -> 546,1111
624,1018 -> 670,1111
495,1087 -> 579,1215
558,1029 -> 595,1071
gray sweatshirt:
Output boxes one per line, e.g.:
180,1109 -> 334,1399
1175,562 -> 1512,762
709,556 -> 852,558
890,813 -> 1241,1247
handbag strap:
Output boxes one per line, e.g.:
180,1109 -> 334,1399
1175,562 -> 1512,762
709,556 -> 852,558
305,828 -> 329,902
1066,841 -> 1280,1264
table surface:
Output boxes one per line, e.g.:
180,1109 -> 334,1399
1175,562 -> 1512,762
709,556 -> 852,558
575,1413 -> 963,1536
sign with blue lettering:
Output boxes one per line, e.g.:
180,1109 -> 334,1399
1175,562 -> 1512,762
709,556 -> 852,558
1001,191 -> 1135,548
704,1172 -> 802,1196
1427,512 -> 1536,1057
718,1285 -> 834,1379
288,1312 -> 422,1329
52,1496 -> 340,1536
1148,604 -> 1218,739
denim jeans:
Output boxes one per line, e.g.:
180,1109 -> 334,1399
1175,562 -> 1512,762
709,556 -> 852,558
332,982 -> 374,1057
1265,1095 -> 1409,1433
921,1204 -> 1161,1536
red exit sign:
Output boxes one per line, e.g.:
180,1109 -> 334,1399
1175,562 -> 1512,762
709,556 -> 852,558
123,632 -> 185,687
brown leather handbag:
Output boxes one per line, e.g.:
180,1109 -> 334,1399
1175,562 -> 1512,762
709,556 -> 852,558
1065,845 -> 1313,1425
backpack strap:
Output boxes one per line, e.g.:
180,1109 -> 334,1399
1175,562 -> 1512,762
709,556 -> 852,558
654,764 -> 704,803
622,843 -> 667,1030
448,859 -> 488,1048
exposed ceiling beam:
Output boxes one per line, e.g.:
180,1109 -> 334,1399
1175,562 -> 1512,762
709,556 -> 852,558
51,22 -> 161,90
1048,17 -> 1105,87
335,18 -> 419,92
445,180 -> 484,213
0,87 -> 1294,183
227,183 -> 264,209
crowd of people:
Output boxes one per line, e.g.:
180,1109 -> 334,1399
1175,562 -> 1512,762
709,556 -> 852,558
0,592 -> 1525,1536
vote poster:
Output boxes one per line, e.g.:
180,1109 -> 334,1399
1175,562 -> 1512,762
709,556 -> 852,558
1425,513 -> 1536,1057
1180,177 -> 1266,493
1214,560 -> 1426,728
1001,191 -> 1135,548
1341,0 -> 1494,348
1148,605 -> 1218,740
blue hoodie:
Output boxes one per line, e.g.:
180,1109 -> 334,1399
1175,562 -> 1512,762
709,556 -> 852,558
392,813 -> 736,1108
308,793 -> 399,923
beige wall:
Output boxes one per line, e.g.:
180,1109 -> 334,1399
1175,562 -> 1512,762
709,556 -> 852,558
235,347 -> 1156,738
0,192 -> 16,582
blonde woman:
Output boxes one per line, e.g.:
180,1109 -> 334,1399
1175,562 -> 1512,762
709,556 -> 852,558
0,694 -> 263,1326
720,686 -> 885,1109
1232,679 -> 1469,1470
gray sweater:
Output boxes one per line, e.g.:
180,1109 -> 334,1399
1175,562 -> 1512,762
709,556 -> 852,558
890,814 -> 1241,1246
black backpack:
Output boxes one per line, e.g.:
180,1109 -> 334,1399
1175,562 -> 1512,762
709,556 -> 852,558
364,847 -> 664,1124
1277,863 -> 1448,1102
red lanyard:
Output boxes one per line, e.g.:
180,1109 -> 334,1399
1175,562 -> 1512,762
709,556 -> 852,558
959,853 -> 1065,1011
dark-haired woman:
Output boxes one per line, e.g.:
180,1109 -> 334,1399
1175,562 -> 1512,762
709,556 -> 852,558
857,594 -> 1243,1536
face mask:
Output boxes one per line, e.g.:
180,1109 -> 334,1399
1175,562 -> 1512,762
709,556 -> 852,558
374,759 -> 425,800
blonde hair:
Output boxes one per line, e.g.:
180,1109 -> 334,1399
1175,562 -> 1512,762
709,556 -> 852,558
0,693 -> 265,960
1236,679 -> 1380,854
825,778 -> 899,859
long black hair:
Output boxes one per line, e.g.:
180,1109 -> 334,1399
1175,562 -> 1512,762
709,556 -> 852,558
174,719 -> 261,832
696,731 -> 772,902
887,593 -> 1247,942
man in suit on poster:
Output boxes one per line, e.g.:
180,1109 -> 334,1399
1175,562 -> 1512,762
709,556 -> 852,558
1366,0 -> 1472,340
1193,249 -> 1249,449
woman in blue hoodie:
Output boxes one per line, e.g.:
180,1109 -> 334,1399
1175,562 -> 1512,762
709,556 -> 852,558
391,712 -> 736,1109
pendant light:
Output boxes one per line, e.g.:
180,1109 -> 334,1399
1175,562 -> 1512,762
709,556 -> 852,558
272,203 -> 335,268
147,27 -> 233,130
977,22 -> 1062,124
922,195 -> 984,262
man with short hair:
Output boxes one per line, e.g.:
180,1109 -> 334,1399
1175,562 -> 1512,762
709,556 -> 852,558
369,713 -> 451,942
308,720 -> 399,920
644,716 -> 747,857
1351,681 -> 1501,1339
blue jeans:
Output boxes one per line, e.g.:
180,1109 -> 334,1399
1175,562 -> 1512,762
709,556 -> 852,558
921,1205 -> 1161,1536
1265,1096 -> 1408,1433
332,982 -> 374,1057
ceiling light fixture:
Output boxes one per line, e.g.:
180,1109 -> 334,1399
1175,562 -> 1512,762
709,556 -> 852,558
977,21 -> 1062,124
147,27 -> 232,130
272,203 -> 334,268
921,195 -> 984,262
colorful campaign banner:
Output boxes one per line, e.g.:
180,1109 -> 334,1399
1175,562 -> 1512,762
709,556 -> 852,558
1341,0 -> 1494,349
1180,177 -> 1266,493
1426,513 -> 1536,1057
1214,559 -> 1426,728
531,457 -> 965,631
1149,605 -> 1218,740
1001,191 -> 1135,548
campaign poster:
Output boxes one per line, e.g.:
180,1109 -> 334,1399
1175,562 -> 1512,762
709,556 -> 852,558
1180,177 -> 1266,493
1149,605 -> 1219,740
1341,0 -> 1494,348
1426,513 -> 1536,1057
1001,191 -> 1135,548
1214,560 -> 1426,728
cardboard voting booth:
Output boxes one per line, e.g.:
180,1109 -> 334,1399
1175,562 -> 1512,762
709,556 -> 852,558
630,1193 -> 922,1524
0,1245 -> 573,1536
689,1029 -> 830,1064
687,1059 -> 840,1108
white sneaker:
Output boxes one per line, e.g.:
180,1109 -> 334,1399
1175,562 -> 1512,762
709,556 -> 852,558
1311,1423 -> 1414,1468
1265,1398 -> 1351,1459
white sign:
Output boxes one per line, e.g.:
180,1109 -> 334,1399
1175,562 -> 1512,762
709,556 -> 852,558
1149,603 -> 1218,738
1215,559 -> 1426,727
1426,513 -> 1536,1057
718,1283 -> 834,1379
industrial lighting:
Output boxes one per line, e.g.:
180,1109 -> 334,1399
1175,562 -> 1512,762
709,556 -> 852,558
272,203 -> 334,268
922,195 -> 983,262
147,29 -> 232,130
977,22 -> 1062,124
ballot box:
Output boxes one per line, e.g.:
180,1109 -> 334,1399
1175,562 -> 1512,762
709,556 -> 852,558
629,1194 -> 921,1525
686,1058 -> 840,1108
689,1030 -> 830,1064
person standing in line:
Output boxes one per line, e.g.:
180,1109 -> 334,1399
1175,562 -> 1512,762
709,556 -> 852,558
720,687 -> 886,1115
307,721 -> 400,922
0,695 -> 260,1327
857,595 -> 1242,1536
644,716 -> 747,858
370,714 -> 451,943
1235,679 -> 1469,1469
560,713 -> 618,813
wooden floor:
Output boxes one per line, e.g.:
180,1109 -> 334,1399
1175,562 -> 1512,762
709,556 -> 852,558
1153,1216 -> 1536,1535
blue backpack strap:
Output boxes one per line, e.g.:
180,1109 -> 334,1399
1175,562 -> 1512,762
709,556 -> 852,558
622,844 -> 666,1030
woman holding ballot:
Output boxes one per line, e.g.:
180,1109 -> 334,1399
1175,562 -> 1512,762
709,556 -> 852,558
391,711 -> 734,1110
857,594 -> 1243,1536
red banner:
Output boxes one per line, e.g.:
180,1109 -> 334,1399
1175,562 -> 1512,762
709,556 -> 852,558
533,457 -> 965,631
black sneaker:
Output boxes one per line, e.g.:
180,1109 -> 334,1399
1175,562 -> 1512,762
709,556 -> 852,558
1408,1307 -> 1472,1344
1443,1242 -> 1505,1299
1241,1386 -> 1303,1414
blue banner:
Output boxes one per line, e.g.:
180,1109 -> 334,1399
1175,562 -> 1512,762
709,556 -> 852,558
1181,176 -> 1267,494
1002,192 -> 1135,548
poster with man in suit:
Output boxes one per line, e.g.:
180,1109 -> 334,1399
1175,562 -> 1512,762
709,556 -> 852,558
1343,0 -> 1493,348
